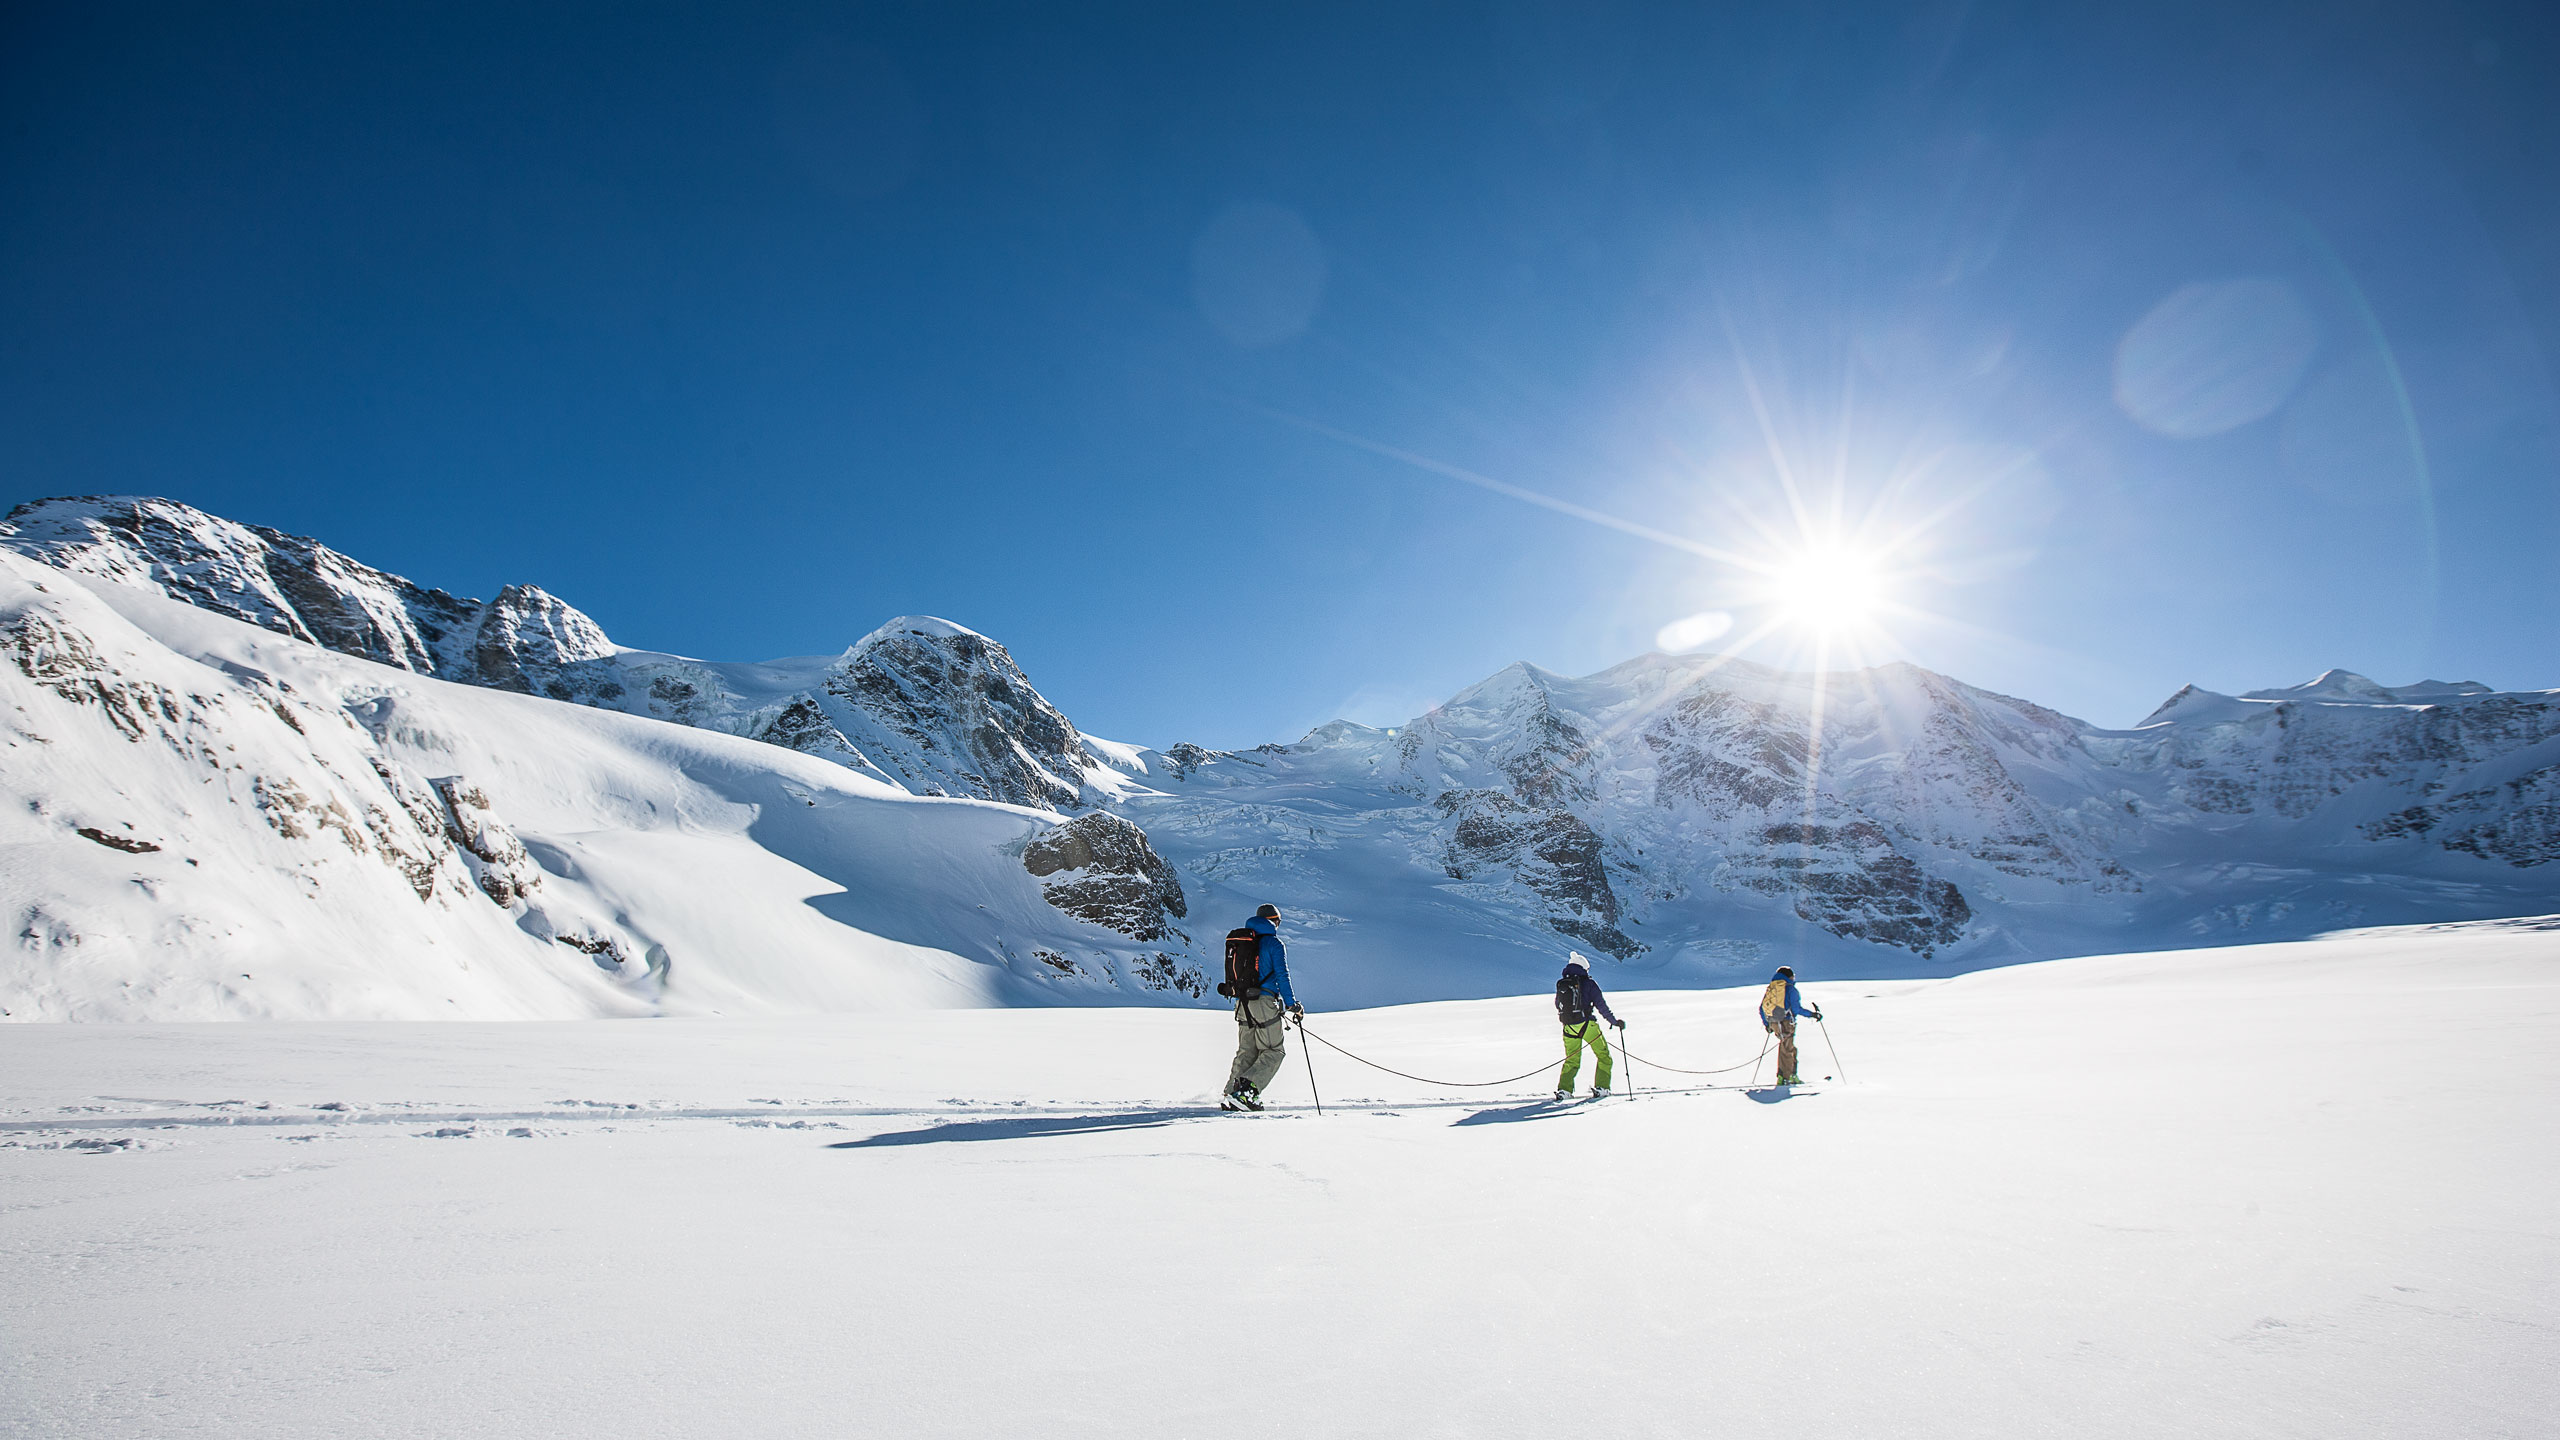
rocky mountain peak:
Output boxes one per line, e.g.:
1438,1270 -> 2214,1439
455,584 -> 617,696
823,615 -> 1099,810
0,495 -> 619,697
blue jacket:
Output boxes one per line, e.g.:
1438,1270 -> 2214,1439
1762,972 -> 1818,1027
1560,968 -> 1619,1028
1247,915 -> 1296,1006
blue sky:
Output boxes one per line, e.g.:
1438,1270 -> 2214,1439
4,2 -> 2555,749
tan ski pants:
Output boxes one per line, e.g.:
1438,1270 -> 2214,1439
1773,1013 -> 1800,1080
1224,992 -> 1288,1096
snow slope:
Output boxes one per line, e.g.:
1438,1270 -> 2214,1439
0,551 -> 1208,1020
3,921 -> 2551,1438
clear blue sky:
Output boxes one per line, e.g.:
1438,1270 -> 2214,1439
4,2 -> 2555,748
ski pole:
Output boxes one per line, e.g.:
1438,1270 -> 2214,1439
1816,1013 -> 1846,1083
1751,1028 -> 1768,1087
1300,1009 -> 1320,1112
1619,1022 -> 1634,1101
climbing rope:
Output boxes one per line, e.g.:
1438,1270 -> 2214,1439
1611,1033 -> 1770,1078
1294,1024 -> 1560,1088
1295,1023 -> 1779,1089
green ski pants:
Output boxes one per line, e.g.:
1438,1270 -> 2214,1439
1558,1021 -> 1614,1093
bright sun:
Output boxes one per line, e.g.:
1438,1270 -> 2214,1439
1765,544 -> 1884,631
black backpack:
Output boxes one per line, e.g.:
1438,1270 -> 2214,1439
1217,929 -> 1263,999
1555,972 -> 1592,1026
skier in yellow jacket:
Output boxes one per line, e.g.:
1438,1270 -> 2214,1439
1758,965 -> 1823,1086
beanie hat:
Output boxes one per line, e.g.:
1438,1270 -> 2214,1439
1563,952 -> 1589,972
1775,965 -> 1794,977
1255,903 -> 1280,919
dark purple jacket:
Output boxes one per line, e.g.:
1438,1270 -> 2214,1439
1559,968 -> 1620,1028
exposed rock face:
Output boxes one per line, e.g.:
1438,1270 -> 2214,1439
461,585 -> 618,698
747,696 -> 875,768
1436,789 -> 1637,958
824,621 -> 1094,810
0,497 -> 618,695
1163,742 -> 1254,782
1023,811 -> 1189,943
3,605 -> 187,744
2368,761 -> 2560,868
430,778 -> 545,907
1726,820 -> 1972,956
1369,659 -> 2025,957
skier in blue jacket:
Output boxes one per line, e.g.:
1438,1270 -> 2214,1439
1222,904 -> 1299,1110
1758,965 -> 1823,1086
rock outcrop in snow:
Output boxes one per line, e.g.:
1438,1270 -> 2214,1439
1022,810 -> 1189,943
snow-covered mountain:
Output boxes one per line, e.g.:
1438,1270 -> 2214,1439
0,522 -> 1206,1020
1111,651 -> 2560,994
6,494 -> 2556,1018
1,496 -> 1139,809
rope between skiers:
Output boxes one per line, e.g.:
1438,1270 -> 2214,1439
1293,1022 -> 1562,1088
1293,1020 -> 1772,1088
1611,1033 -> 1770,1077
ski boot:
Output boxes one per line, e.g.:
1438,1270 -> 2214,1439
1221,1087 -> 1265,1112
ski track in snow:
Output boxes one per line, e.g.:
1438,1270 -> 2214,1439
4,924 -> 2555,1439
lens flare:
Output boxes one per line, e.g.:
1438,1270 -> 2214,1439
1655,610 -> 1735,652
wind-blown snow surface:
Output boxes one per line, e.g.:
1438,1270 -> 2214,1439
4,922 -> 2552,1439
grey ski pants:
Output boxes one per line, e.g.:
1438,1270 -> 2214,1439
1224,993 -> 1287,1096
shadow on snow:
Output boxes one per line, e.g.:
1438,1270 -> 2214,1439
1450,1099 -> 1595,1127
829,1108 -> 1227,1148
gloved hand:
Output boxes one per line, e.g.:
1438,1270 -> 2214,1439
1287,1002 -> 1304,1022
1613,1019 -> 1625,1030
1813,1008 -> 1825,1021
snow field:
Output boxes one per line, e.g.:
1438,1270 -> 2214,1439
3,922 -> 2554,1438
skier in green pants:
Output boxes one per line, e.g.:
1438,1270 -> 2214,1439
1553,953 -> 1623,1099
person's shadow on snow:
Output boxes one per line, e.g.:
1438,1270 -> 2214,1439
1450,1099 -> 1588,1127
830,1109 -> 1223,1148
1742,1087 -> 1815,1104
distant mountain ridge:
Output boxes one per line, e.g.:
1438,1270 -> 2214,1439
6,494 -> 2557,1016
2,496 -> 1140,809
